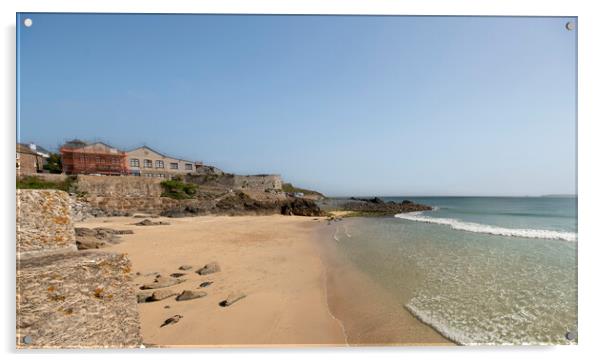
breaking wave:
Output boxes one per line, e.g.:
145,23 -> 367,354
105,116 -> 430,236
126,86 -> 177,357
394,212 -> 576,242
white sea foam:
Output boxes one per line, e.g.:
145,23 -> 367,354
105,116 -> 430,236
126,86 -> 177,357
394,212 -> 577,242
404,302 -> 559,345
405,302 -> 478,345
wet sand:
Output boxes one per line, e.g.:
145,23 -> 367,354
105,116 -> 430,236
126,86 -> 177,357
315,222 -> 453,346
76,214 -> 452,347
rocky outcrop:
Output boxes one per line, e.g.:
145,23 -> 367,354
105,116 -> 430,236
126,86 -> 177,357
19,174 -> 324,218
70,196 -> 119,221
340,198 -> 432,215
160,192 -> 323,217
349,197 -> 385,204
281,197 -> 323,216
75,227 -> 133,250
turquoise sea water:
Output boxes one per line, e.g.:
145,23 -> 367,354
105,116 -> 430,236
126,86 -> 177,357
327,196 -> 577,345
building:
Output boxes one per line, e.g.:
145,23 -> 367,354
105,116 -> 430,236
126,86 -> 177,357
126,146 -> 201,179
60,140 -> 129,176
16,143 -> 47,174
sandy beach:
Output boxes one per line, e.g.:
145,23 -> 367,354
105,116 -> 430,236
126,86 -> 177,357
76,215 -> 452,347
77,215 -> 346,347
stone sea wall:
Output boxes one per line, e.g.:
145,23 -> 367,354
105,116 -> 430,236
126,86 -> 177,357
82,195 -> 186,215
16,189 -> 142,348
232,174 -> 282,191
17,189 -> 77,258
185,173 -> 283,192
20,173 -> 287,216
76,175 -> 163,197
17,252 -> 141,348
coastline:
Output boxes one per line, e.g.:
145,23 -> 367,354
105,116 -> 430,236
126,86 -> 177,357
76,214 -> 452,347
313,221 -> 454,346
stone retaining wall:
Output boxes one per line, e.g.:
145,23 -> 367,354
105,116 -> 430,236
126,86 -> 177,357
232,174 -> 282,191
76,175 -> 162,197
17,189 -> 77,258
185,173 -> 283,192
17,251 -> 142,348
16,189 -> 142,348
82,195 -> 185,214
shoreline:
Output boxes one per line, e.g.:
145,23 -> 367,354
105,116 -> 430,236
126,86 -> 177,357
312,221 -> 454,346
76,214 -> 452,346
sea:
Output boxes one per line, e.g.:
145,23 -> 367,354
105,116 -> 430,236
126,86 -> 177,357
321,196 -> 577,345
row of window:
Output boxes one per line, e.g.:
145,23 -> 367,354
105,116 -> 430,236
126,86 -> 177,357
129,158 -> 193,170
78,156 -> 120,164
142,173 -> 167,178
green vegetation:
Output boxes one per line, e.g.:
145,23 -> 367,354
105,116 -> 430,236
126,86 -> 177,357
16,175 -> 76,193
160,178 -> 198,199
43,153 -> 62,174
281,183 -> 325,197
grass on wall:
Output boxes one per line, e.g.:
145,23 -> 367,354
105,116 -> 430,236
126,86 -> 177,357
16,175 -> 76,193
160,178 -> 198,199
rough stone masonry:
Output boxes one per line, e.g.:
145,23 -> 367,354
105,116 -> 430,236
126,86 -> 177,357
16,189 -> 142,348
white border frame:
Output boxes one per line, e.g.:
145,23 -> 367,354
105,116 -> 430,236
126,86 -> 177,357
2,1 -> 601,361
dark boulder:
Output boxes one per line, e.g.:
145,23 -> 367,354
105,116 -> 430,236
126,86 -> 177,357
339,198 -> 432,215
74,227 -> 133,250
281,198 -> 322,217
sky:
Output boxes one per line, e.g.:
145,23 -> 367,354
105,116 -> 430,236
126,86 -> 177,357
17,14 -> 577,196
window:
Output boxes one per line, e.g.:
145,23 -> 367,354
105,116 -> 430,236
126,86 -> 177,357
170,162 -> 179,170
95,156 -> 101,163
130,158 -> 140,167
112,158 -> 119,164
185,163 -> 193,170
155,160 -> 164,168
144,159 -> 153,168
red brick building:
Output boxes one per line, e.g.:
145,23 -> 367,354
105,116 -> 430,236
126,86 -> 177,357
16,143 -> 46,175
60,140 -> 129,176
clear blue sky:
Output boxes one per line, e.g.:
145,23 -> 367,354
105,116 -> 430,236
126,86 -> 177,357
17,14 -> 576,196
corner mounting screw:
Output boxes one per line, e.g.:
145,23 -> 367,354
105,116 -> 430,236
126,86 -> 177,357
565,21 -> 575,31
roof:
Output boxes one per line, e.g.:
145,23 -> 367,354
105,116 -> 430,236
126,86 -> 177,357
61,141 -> 124,153
16,143 -> 38,155
62,139 -> 89,148
34,145 -> 51,155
